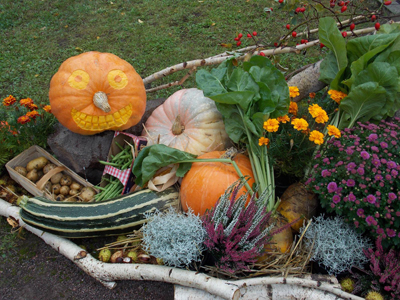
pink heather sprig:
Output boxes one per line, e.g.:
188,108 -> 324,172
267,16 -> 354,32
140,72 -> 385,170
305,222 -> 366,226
306,118 -> 400,250
352,237 -> 400,299
202,180 -> 279,274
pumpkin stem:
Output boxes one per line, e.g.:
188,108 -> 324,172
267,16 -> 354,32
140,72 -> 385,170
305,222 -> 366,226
171,115 -> 185,135
93,91 -> 111,113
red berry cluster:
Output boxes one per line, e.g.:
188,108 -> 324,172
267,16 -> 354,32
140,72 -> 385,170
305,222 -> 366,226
233,31 -> 257,46
295,6 -> 306,13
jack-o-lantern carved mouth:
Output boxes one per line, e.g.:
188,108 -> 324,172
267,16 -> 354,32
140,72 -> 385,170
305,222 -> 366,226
71,104 -> 133,131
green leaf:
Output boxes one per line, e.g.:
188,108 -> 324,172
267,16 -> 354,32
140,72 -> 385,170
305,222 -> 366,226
376,23 -> 400,35
227,68 -> 259,94
319,51 -> 340,85
132,144 -> 197,187
210,91 -> 255,111
243,114 -> 261,136
215,103 -> 246,143
243,55 -> 274,72
318,17 -> 348,87
343,44 -> 390,89
338,82 -> 386,129
346,33 -> 398,63
196,69 -> 227,97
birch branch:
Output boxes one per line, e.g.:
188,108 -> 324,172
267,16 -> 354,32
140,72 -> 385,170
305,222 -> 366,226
143,24 -> 381,93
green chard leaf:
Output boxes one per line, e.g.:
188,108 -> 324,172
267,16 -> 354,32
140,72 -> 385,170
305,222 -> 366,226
196,69 -> 227,97
318,17 -> 348,88
132,144 -> 197,187
338,82 -> 386,129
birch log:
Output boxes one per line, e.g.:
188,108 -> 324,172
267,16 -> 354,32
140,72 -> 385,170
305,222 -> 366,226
0,198 -> 364,300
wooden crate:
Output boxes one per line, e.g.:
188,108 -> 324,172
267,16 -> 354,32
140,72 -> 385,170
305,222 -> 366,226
6,145 -> 97,200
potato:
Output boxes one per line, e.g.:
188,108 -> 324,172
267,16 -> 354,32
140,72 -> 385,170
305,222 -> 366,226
26,169 -> 39,182
80,187 -> 96,202
69,189 -> 80,196
52,183 -> 61,195
37,169 -> 44,179
44,182 -> 52,193
14,166 -> 28,177
50,173 -> 63,184
64,197 -> 79,202
26,157 -> 48,171
70,182 -> 82,191
55,194 -> 65,202
59,185 -> 70,196
60,175 -> 72,186
43,163 -> 57,174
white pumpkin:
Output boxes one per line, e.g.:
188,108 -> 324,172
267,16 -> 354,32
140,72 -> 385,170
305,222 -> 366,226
142,88 -> 231,155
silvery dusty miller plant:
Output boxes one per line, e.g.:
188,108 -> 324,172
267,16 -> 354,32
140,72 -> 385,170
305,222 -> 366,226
306,119 -> 400,249
142,207 -> 206,268
300,215 -> 371,276
202,181 -> 283,274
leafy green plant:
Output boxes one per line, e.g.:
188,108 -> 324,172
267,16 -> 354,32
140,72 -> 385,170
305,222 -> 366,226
319,18 -> 400,128
196,55 -> 290,210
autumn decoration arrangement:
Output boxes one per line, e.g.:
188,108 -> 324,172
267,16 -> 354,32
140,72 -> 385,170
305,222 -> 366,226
2,15 -> 400,300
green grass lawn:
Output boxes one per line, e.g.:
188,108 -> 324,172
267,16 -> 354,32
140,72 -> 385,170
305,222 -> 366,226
0,0 -> 323,103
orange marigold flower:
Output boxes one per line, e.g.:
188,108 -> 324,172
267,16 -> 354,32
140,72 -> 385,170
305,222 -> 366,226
17,115 -> 31,124
328,90 -> 347,104
43,105 -> 52,113
289,101 -> 298,115
277,115 -> 290,123
308,104 -> 328,123
327,125 -> 341,138
258,137 -> 270,146
291,118 -> 309,131
26,110 -> 40,119
289,86 -> 300,98
3,95 -> 16,106
20,98 -> 34,107
28,103 -> 38,111
309,92 -> 316,98
263,118 -> 280,132
309,130 -> 324,145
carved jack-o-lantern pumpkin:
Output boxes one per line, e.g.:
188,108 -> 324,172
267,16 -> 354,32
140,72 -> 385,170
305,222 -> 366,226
49,51 -> 146,135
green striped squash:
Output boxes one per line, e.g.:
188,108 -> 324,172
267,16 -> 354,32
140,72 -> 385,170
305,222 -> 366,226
19,187 -> 179,238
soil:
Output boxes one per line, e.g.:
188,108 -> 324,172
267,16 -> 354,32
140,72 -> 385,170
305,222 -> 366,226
0,218 -> 174,300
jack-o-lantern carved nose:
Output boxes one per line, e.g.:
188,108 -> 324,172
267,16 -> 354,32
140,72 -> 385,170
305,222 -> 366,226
93,91 -> 111,113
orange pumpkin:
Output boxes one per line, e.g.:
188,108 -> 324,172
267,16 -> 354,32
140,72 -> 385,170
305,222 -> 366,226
180,150 -> 255,216
49,51 -> 146,135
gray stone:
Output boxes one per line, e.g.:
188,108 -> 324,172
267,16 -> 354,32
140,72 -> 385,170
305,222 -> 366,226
46,98 -> 166,184
47,123 -> 114,185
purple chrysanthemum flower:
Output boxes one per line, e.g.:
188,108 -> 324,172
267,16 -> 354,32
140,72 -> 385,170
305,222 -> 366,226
346,179 -> 355,187
321,169 -> 331,178
367,133 -> 378,141
388,192 -> 397,201
371,146 -> 379,152
357,208 -> 364,217
372,159 -> 381,167
386,228 -> 396,238
375,174 -> 383,181
387,160 -> 397,169
348,193 -> 356,202
360,151 -> 370,160
323,158 -> 330,164
380,141 -> 388,149
346,148 -> 354,155
327,182 -> 338,193
356,167 -> 364,175
347,162 -> 356,170
365,216 -> 377,226
391,169 -> 398,177
332,195 -> 341,203
366,194 -> 377,204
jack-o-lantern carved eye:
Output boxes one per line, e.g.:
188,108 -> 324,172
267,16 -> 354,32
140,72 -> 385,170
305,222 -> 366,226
68,70 -> 90,90
108,70 -> 128,89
